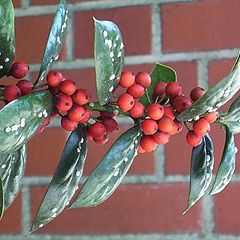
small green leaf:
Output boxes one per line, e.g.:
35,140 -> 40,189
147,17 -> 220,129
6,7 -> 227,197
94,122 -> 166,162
184,135 -> 214,214
0,178 -> 4,220
139,63 -> 176,106
70,124 -> 141,208
31,126 -> 87,232
0,91 -> 53,153
0,0 -> 15,77
94,19 -> 124,105
210,126 -> 236,195
34,0 -> 69,87
177,54 -> 240,122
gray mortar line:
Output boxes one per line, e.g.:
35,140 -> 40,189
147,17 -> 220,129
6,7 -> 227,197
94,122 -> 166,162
197,59 -> 209,90
21,0 -> 30,9
64,8 -> 74,61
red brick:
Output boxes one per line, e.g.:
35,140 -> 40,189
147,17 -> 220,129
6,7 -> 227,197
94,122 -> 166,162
0,194 -> 22,233
13,0 -> 22,8
215,183 -> 240,234
74,6 -> 151,59
162,0 -> 240,53
31,184 -> 201,234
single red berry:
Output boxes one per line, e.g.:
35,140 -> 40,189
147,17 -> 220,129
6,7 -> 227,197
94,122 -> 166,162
68,104 -> 85,122
186,131 -> 202,147
55,94 -> 73,112
158,116 -> 175,133
172,95 -> 192,113
88,122 -> 107,140
61,116 -> 78,131
141,119 -> 158,135
72,89 -> 91,105
127,83 -> 145,99
190,87 -> 205,102
102,117 -> 118,133
193,118 -> 210,136
16,80 -> 33,95
129,101 -> 145,118
203,112 -> 218,123
3,85 -> 21,102
163,105 -> 175,120
59,79 -> 77,96
153,82 -> 167,96
9,61 -> 29,79
137,145 -> 145,154
100,111 -> 116,119
94,134 -> 109,145
46,70 -> 63,87
165,82 -> 182,98
119,71 -> 135,88
79,108 -> 91,124
168,120 -> 183,136
135,72 -> 151,88
140,135 -> 157,152
117,93 -> 134,112
147,103 -> 164,120
152,131 -> 170,145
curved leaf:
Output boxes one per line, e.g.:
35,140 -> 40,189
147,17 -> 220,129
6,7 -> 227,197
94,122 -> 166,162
0,179 -> 3,220
210,126 -> 236,195
94,18 -> 124,105
177,55 -> 240,121
34,0 -> 69,87
0,0 -> 15,77
139,63 -> 176,106
70,124 -> 141,208
0,90 -> 53,153
184,135 -> 214,213
31,126 -> 87,232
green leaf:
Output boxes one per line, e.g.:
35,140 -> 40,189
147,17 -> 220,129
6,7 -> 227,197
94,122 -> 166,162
0,91 -> 53,153
70,124 -> 141,208
184,135 -> 214,214
177,54 -> 240,122
31,126 -> 87,232
94,18 -> 124,105
0,179 -> 4,220
34,0 -> 69,87
139,63 -> 176,106
0,0 -> 15,77
210,126 -> 236,195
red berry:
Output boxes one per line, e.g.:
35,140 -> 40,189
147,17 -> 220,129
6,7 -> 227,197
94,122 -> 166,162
59,79 -> 77,96
203,112 -> 218,123
87,131 -> 94,141
193,118 -> 210,136
9,61 -> 29,79
61,116 -> 78,131
88,122 -> 107,140
165,82 -> 182,98
147,103 -> 164,120
72,89 -> 91,105
190,87 -> 205,102
153,82 -> 167,96
102,118 -> 118,133
163,105 -> 175,120
152,131 -> 170,145
68,104 -> 85,122
3,85 -> 21,102
129,101 -> 145,118
140,135 -> 157,152
127,83 -> 144,99
94,134 -> 109,145
117,93 -> 134,112
16,80 -> 33,95
100,111 -> 116,119
172,95 -> 192,113
186,131 -> 202,147
46,70 -> 63,87
79,108 -> 92,124
135,72 -> 151,88
158,116 -> 175,133
168,120 -> 183,136
55,94 -> 73,112
119,71 -> 135,88
141,119 -> 158,135
137,145 -> 145,154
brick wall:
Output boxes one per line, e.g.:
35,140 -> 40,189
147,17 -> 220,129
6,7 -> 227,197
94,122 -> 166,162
1,0 -> 240,239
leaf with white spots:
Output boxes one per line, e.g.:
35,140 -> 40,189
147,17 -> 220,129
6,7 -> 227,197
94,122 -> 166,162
184,134 -> 214,214
177,53 -> 240,122
34,0 -> 69,87
70,125 -> 141,208
0,145 -> 26,209
94,19 -> 124,105
139,63 -> 176,106
31,126 -> 87,232
0,0 -> 15,77
0,90 -> 53,153
0,178 -> 3,220
210,126 -> 236,195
